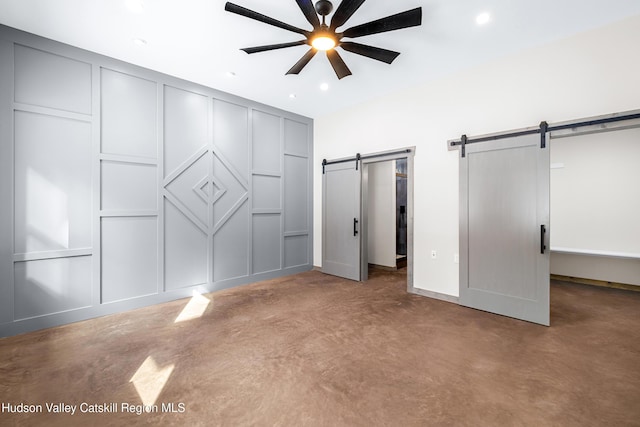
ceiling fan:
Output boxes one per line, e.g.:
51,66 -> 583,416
224,0 -> 422,79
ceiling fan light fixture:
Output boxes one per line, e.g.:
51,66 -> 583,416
311,35 -> 336,51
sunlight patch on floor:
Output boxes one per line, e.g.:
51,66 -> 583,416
174,291 -> 211,323
130,356 -> 175,406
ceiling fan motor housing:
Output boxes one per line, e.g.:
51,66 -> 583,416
315,0 -> 333,17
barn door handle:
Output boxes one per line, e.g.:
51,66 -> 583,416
353,218 -> 359,236
540,225 -> 547,254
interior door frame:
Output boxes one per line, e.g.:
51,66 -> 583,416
358,147 -> 416,290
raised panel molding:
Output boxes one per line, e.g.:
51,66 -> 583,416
14,110 -> 92,254
284,119 -> 309,157
212,151 -> 249,233
213,99 -> 249,178
101,161 -> 157,211
285,235 -> 309,268
252,110 -> 281,173
284,155 -> 309,233
101,68 -> 158,159
253,214 -> 282,274
163,85 -> 208,177
101,216 -> 159,303
164,199 -> 208,291
164,151 -> 209,228
213,200 -> 250,282
14,256 -> 92,320
14,44 -> 92,115
0,24 -> 312,338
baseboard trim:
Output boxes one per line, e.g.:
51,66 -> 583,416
410,287 -> 459,304
551,274 -> 640,292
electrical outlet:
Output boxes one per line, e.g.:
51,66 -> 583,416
454,254 -> 459,264
431,250 -> 437,259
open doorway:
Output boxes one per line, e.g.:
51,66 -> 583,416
360,148 -> 414,291
365,159 -> 407,273
549,120 -> 640,290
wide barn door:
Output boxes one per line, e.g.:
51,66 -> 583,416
322,161 -> 361,281
460,133 -> 550,325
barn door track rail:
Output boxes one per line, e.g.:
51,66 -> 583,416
322,148 -> 412,173
448,110 -> 640,157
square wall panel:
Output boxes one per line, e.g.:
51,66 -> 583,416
101,68 -> 157,158
253,214 -> 281,274
164,199 -> 208,291
252,175 -> 280,211
252,110 -> 280,173
284,119 -> 308,157
101,217 -> 158,303
284,235 -> 308,268
213,99 -> 248,178
14,111 -> 92,254
101,161 -> 157,211
213,201 -> 249,282
14,44 -> 91,115
14,256 -> 92,320
284,155 -> 309,233
164,86 -> 208,177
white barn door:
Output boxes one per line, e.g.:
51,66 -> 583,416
460,133 -> 550,325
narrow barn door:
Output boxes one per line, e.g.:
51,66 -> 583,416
460,133 -> 550,325
322,160 -> 362,281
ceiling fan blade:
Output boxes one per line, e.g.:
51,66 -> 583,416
326,49 -> 352,80
339,42 -> 400,64
242,40 -> 307,54
295,0 -> 320,28
286,48 -> 318,75
342,7 -> 422,39
330,0 -> 367,31
225,2 -> 310,36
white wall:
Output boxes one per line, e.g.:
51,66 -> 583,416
367,161 -> 396,268
313,14 -> 640,297
550,127 -> 640,254
551,253 -> 640,286
549,126 -> 640,286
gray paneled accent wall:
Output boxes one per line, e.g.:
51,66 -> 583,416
0,25 -> 313,337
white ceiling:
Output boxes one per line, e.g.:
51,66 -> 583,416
1,0 -> 639,118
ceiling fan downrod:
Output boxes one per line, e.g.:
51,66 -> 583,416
315,0 -> 334,25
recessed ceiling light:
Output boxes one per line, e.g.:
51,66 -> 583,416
289,93 -> 297,99
476,12 -> 491,25
125,0 -> 144,14
320,83 -> 329,91
226,71 -> 236,78
133,38 -> 147,46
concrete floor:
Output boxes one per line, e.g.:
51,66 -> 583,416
1,268 -> 639,426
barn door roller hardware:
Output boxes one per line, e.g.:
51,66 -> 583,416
539,121 -> 548,149
322,149 -> 412,173
449,111 -> 640,157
